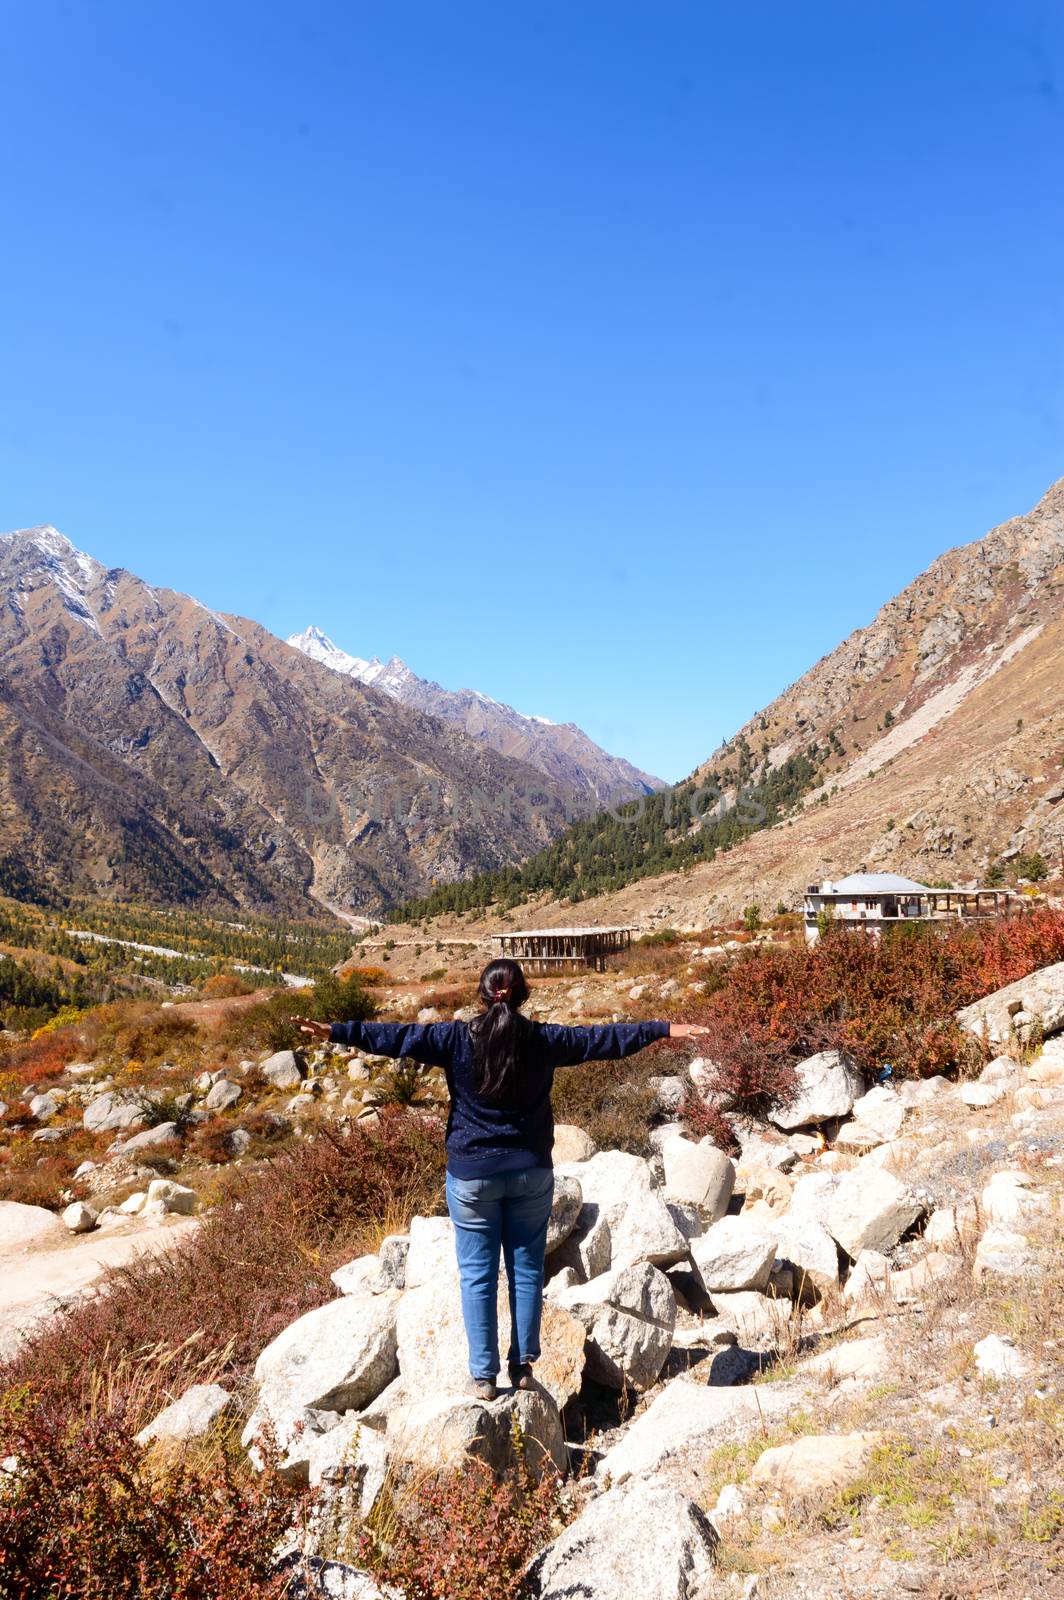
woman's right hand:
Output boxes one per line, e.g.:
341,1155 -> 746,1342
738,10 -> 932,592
668,1023 -> 712,1040
291,1016 -> 332,1042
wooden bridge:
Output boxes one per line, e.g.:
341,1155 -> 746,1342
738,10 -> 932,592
490,925 -> 633,974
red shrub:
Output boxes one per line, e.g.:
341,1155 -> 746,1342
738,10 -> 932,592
0,1394 -> 299,1600
674,907 -> 1064,1099
0,1109 -> 446,1433
679,1086 -> 740,1153
0,1025 -> 80,1089
359,1451 -> 568,1600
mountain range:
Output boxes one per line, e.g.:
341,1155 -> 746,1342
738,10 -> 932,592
0,528 -> 647,918
393,472 -> 1064,932
287,625 -> 663,807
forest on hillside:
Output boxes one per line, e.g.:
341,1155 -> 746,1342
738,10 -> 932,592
390,742 -> 825,922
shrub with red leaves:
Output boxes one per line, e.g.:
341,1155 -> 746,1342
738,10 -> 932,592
359,1448 -> 568,1600
678,908 -> 1064,1145
0,1109 -> 446,1433
0,1394 -> 300,1600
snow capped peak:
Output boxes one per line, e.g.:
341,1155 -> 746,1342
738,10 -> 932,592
287,626 -> 378,680
0,524 -> 104,633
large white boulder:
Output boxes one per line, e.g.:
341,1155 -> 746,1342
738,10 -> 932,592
136,1383 -> 234,1446
823,1167 -> 923,1259
205,1078 -> 243,1112
690,1216 -> 777,1293
83,1091 -> 149,1134
242,1291 -> 399,1478
597,1376 -> 797,1484
0,1201 -> 68,1255
768,1049 -> 864,1130
556,1262 -> 676,1391
771,1215 -> 840,1301
385,1387 -> 565,1480
556,1149 -> 688,1270
660,1135 -> 735,1219
546,1175 -> 582,1252
525,1477 -> 719,1600
403,1215 -> 457,1287
551,1123 -> 596,1163
957,961 -> 1064,1046
395,1274 -> 585,1411
547,1204 -> 612,1282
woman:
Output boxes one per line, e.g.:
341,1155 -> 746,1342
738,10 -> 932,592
295,957 -> 709,1400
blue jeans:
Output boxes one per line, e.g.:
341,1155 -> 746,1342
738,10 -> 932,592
445,1165 -> 555,1383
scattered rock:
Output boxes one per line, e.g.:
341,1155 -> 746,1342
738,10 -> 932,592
143,1178 -> 197,1217
958,1082 -> 1006,1109
738,1166 -> 794,1221
135,1383 -> 234,1445
973,1227 -> 1035,1281
981,1169 -> 1049,1227
119,1191 -> 147,1215
598,1376 -> 796,1484
330,1255 -> 381,1296
552,1123 -> 596,1163
109,1121 -> 180,1156
28,1091 -> 62,1124
271,1552 -> 389,1600
205,1078 -> 243,1112
83,1091 -> 149,1134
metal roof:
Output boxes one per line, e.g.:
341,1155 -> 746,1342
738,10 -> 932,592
492,926 -> 633,937
819,872 -> 934,895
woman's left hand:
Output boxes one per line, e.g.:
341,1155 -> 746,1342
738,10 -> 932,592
291,1016 -> 332,1042
668,1022 -> 712,1040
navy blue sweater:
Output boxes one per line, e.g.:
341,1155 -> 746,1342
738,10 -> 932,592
329,1017 -> 670,1177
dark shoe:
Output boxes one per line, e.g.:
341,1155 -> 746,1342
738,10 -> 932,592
508,1362 -> 535,1391
471,1378 -> 498,1401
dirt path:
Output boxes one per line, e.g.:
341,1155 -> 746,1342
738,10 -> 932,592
0,1214 -> 199,1361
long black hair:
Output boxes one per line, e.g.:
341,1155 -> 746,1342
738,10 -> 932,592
467,957 -> 530,1103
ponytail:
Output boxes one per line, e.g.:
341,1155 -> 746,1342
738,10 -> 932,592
468,958 -> 530,1103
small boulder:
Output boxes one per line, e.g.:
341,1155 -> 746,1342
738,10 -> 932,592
973,1227 -> 1035,1282
546,1175 -> 582,1253
973,1333 -> 1031,1381
557,1262 -> 676,1391
771,1215 -> 839,1302
28,1091 -> 62,1124
61,1201 -> 96,1234
551,1122 -> 597,1166
330,1255 -> 381,1296
525,1477 -> 718,1600
135,1383 -> 234,1446
691,1216 -> 778,1293
109,1121 -> 180,1156
958,1082 -> 1006,1109
83,1091 -> 149,1134
205,1078 -> 243,1112
261,1049 -> 304,1089
751,1431 -> 886,1495
823,1167 -> 923,1259
768,1049 -> 864,1130
144,1178 -> 197,1216
661,1135 -> 735,1219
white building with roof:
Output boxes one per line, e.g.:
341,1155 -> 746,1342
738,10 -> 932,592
803,871 -> 1013,946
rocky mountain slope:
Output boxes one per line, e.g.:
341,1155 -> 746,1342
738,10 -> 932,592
430,473 -> 1064,935
0,527 -> 584,917
288,625 -> 663,807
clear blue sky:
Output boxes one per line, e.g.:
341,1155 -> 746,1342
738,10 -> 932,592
2,3 -> 1062,782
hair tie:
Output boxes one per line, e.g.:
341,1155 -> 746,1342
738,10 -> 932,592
494,987 -> 510,1002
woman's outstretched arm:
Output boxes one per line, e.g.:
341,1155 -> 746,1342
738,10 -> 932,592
542,1018 -> 711,1069
292,1016 -> 459,1066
